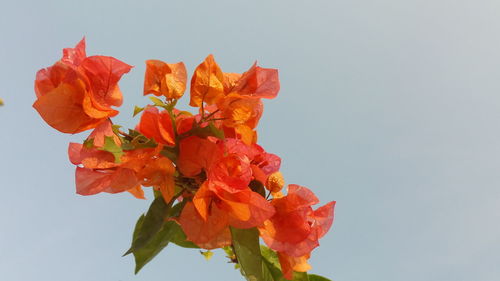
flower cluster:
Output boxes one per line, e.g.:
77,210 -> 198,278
33,38 -> 335,281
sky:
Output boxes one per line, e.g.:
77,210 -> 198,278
1,0 -> 500,280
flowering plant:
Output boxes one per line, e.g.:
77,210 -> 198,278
33,38 -> 336,281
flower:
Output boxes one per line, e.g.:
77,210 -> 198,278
259,184 -> 335,279
177,136 -> 277,248
136,106 -> 175,146
143,60 -> 187,99
33,38 -> 132,133
188,55 -> 280,144
68,140 -> 175,202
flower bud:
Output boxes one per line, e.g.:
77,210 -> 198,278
266,171 -> 285,193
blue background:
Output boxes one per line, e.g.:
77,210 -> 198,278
1,0 -> 499,280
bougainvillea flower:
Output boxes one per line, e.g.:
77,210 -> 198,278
189,54 -> 224,107
136,106 -> 175,146
177,136 -> 221,177
174,110 -> 196,135
144,60 -> 187,99
79,56 -> 131,117
68,143 -> 117,169
207,153 -> 253,191
135,156 -> 176,202
219,93 -> 263,129
221,138 -> 281,184
222,72 -> 242,94
227,63 -> 280,99
259,184 -> 335,278
179,180 -> 274,248
33,38 -> 132,134
75,166 -> 139,196
69,140 -> 174,200
178,200 -> 232,249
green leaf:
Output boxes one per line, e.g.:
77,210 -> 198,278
149,96 -> 166,107
260,246 -> 285,281
124,196 -> 172,256
230,227 -> 267,281
308,275 -> 332,281
133,106 -> 144,117
100,136 -> 123,163
133,220 -> 177,273
169,225 -> 199,249
191,122 -> 225,140
160,147 -> 178,162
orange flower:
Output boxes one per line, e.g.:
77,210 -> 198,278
33,38 -> 132,133
178,199 -> 232,249
136,106 -> 175,146
223,139 -> 281,185
69,142 -> 175,201
189,54 -> 224,107
188,55 -> 280,144
177,136 -> 221,177
225,62 -> 280,99
177,137 -> 277,248
259,184 -> 335,279
144,60 -> 187,99
179,181 -> 274,248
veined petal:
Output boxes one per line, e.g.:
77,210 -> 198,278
144,60 -> 187,99
189,54 -> 224,107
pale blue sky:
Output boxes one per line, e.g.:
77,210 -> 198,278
1,0 -> 500,280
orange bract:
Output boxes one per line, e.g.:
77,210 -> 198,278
228,63 -> 280,99
70,142 -> 175,200
189,54 -> 224,107
136,106 -> 175,146
144,60 -> 187,99
33,38 -> 131,134
259,185 -> 335,279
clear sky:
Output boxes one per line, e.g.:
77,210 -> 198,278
1,0 -> 500,280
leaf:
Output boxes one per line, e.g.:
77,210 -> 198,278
121,129 -> 157,151
260,246 -> 285,281
149,96 -> 166,107
0,98 -> 4,106
133,220 -> 177,274
169,225 -> 200,249
200,250 -> 214,261
230,227 -> 267,281
127,200 -> 191,273
160,147 -> 178,162
191,122 -> 225,139
124,196 -> 172,255
100,136 -> 123,163
308,275 -> 331,281
133,106 -> 144,117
